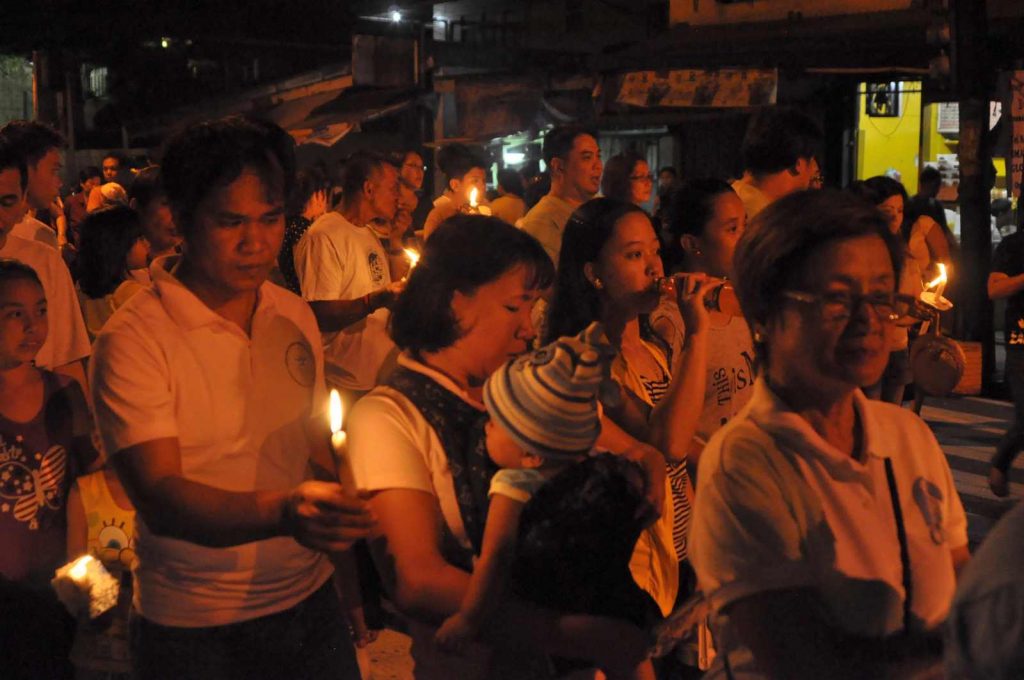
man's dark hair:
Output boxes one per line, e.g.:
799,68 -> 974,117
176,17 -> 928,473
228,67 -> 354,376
79,166 -> 102,185
102,151 -> 124,166
391,215 -> 555,353
919,166 -> 942,188
0,120 -> 65,168
339,151 -> 390,208
497,168 -> 525,198
659,166 -> 677,178
543,124 -> 598,168
0,138 -> 27,192
436,144 -> 488,187
76,205 -> 145,298
160,116 -> 295,238
127,165 -> 164,208
740,107 -> 822,176
734,189 -> 902,360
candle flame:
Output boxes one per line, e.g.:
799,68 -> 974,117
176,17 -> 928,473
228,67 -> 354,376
926,262 -> 948,290
469,187 -> 479,208
329,389 -> 343,435
69,555 -> 93,581
403,248 -> 420,269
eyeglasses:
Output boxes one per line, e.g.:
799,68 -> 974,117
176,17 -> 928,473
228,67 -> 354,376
782,290 -> 914,322
630,173 -> 654,183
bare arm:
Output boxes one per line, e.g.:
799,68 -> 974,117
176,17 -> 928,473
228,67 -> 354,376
66,482 -> 88,559
922,217 -> 951,265
111,437 -> 374,551
307,282 -> 402,333
988,272 -> 1024,300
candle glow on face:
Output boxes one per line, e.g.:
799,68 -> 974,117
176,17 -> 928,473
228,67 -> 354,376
329,389 -> 343,435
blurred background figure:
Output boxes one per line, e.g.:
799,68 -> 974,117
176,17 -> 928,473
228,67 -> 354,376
602,151 -> 654,210
277,166 -> 329,295
64,166 -> 101,247
423,143 -> 489,239
490,168 -> 526,225
127,165 -> 180,262
86,182 -> 127,213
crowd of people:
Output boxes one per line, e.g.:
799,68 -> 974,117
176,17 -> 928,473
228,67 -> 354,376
0,105 -> 1020,680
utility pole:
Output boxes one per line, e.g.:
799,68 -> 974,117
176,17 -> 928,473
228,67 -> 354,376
952,0 -> 994,392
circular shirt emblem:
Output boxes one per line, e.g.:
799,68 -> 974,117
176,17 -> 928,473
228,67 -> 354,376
285,341 -> 316,387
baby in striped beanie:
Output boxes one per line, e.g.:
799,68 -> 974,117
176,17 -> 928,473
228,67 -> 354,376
436,322 -> 656,677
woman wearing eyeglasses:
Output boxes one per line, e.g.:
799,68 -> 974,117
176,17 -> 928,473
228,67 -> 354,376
602,152 -> 654,209
689,190 -> 969,679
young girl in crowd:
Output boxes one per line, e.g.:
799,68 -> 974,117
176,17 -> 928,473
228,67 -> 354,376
0,259 -> 99,679
66,464 -> 136,680
434,322 -> 657,679
422,144 -> 489,239
663,179 -> 754,464
75,205 -> 149,340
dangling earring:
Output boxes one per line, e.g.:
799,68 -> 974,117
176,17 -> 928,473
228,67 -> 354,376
753,329 -> 765,343
694,248 -> 703,256
593,278 -> 604,290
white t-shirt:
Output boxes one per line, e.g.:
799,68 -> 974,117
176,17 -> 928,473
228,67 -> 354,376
691,378 -> 967,678
695,316 -> 756,448
730,179 -> 771,220
12,215 -> 58,249
90,256 -> 333,627
0,234 -> 90,370
293,211 -> 395,391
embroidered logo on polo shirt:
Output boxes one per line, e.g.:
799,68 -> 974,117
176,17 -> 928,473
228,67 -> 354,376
912,477 -> 946,545
285,341 -> 316,387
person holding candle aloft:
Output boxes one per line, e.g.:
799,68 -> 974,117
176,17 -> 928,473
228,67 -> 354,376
90,117 -> 373,680
349,215 -> 665,679
422,143 -> 490,240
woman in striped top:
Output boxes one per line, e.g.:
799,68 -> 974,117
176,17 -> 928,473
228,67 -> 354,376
545,198 -> 713,632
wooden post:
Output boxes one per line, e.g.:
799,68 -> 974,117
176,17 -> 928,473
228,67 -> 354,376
952,0 -> 995,393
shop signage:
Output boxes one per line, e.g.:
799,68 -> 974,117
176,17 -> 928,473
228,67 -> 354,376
615,69 -> 777,109
1011,71 -> 1024,199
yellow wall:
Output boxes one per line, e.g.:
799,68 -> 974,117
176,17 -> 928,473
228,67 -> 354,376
856,82 -> 922,188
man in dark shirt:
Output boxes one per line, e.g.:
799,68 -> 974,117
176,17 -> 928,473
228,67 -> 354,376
988,230 -> 1024,496
908,166 -> 948,232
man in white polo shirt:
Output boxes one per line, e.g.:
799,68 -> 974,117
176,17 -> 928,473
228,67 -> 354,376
0,120 -> 64,249
90,117 -> 373,680
294,151 -> 402,401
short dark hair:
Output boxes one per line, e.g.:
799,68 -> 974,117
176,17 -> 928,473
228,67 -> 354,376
160,116 -> 295,239
127,165 -> 164,209
545,198 -> 647,343
659,167 -> 677,178
0,120 -> 65,168
0,258 -> 42,288
733,189 -> 903,358
286,166 -> 328,217
391,215 -> 555,353
436,144 -> 488,185
919,166 -> 942,186
76,205 -> 145,298
601,151 -> 646,203
102,152 -> 123,166
497,168 -> 525,198
543,124 -> 598,168
740,107 -> 822,176
79,166 -> 102,185
340,151 -> 389,208
0,138 -> 27,192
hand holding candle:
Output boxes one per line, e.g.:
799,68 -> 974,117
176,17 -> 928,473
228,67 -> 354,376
329,389 -> 359,496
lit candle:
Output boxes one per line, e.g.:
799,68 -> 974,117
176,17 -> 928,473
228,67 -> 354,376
403,247 -> 420,270
68,554 -> 93,584
468,187 -> 479,209
933,263 -> 947,302
329,389 -> 358,496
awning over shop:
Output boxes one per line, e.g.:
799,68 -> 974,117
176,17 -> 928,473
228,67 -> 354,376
288,86 -> 419,146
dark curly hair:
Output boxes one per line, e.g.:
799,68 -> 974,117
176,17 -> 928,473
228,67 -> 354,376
160,116 -> 295,240
390,215 -> 554,354
76,205 -> 144,299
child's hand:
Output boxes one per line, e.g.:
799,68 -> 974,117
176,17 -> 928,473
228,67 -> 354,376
434,612 -> 478,654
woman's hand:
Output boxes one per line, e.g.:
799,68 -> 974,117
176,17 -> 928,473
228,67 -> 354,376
672,273 -> 714,338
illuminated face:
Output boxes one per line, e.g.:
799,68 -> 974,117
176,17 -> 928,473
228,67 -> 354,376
182,170 -> 284,298
689,191 -> 746,278
102,156 -> 120,182
629,160 -> 653,206
448,265 -> 544,384
766,235 -> 895,393
559,134 -> 602,201
139,193 -> 180,256
0,167 -> 27,237
590,211 -> 663,315
367,163 -> 400,222
401,152 -> 425,191
451,167 -> 487,207
0,278 -> 47,369
878,194 -> 904,235
28,149 -> 63,209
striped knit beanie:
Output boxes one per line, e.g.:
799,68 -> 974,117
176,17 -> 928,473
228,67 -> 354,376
483,321 -> 616,460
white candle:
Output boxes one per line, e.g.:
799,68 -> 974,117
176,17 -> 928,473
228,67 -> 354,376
468,187 -> 479,208
69,554 -> 93,583
329,389 -> 358,496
